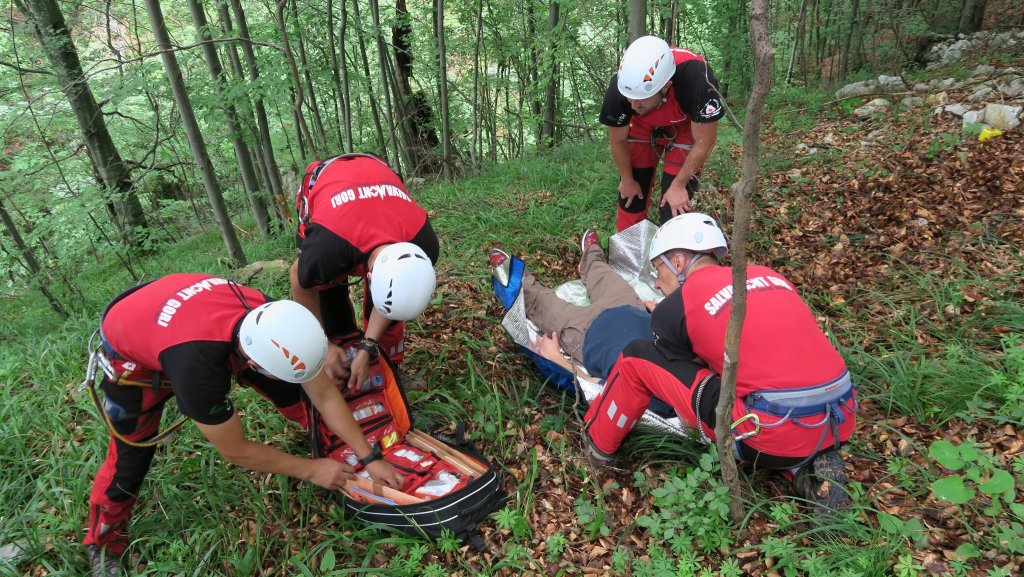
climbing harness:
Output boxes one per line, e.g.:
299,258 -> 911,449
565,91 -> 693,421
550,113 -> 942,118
80,329 -> 186,448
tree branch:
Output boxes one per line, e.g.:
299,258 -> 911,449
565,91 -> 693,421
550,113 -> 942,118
0,59 -> 53,76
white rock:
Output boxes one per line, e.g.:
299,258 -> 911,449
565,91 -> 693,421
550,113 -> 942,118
835,79 -> 880,100
963,110 -> 984,125
990,34 -> 1017,50
866,98 -> 891,108
795,143 -> 808,151
878,75 -> 906,91
867,128 -> 888,140
822,132 -> 836,146
940,78 -> 957,88
969,86 -> 994,102
944,103 -> 969,117
914,218 -> 929,227
973,64 -> 996,77
983,103 -> 1022,131
901,96 -> 924,108
0,542 -> 26,563
914,83 -> 931,92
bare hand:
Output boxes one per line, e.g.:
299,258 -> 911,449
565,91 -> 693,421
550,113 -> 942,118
308,458 -> 357,490
643,300 -> 658,312
323,343 -> 351,383
365,459 -> 405,489
618,179 -> 644,209
346,349 -> 371,393
660,183 -> 692,216
535,332 -> 563,362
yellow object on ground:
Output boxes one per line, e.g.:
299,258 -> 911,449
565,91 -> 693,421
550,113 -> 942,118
978,127 -> 1003,142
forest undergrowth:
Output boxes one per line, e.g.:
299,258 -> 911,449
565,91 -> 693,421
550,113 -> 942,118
1,47 -> 1023,577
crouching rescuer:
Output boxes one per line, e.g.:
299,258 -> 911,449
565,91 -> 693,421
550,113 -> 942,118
80,274 -> 403,576
582,213 -> 857,512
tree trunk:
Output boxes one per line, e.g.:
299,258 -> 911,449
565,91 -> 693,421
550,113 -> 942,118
715,0 -> 773,525
958,0 -> 986,35
0,197 -> 67,316
273,0 -> 318,160
351,0 -> 388,157
435,0 -> 453,179
470,0 -> 484,169
368,0 -> 405,172
539,0 -> 559,148
628,0 -> 646,42
290,0 -> 328,154
19,0 -> 148,244
143,0 -> 246,266
336,0 -> 355,151
839,0 -> 860,79
229,0 -> 289,223
187,0 -> 270,238
327,0 -> 348,150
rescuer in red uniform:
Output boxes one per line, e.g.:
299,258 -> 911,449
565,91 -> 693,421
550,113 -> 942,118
291,153 -> 438,391
83,274 -> 402,576
600,36 -> 725,231
584,214 -> 857,513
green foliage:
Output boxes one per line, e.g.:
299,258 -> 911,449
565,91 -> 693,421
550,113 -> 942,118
634,451 -> 733,554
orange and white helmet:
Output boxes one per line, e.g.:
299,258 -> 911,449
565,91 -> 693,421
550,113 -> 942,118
617,36 -> 675,100
239,300 -> 327,383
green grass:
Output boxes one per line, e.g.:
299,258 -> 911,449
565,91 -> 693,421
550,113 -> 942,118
2,123 -> 1022,575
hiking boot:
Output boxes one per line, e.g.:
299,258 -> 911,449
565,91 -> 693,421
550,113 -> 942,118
793,450 -> 852,516
489,248 -> 511,287
580,229 -> 600,254
86,544 -> 122,577
582,433 -> 615,471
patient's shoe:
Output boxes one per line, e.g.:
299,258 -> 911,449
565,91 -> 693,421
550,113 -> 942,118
580,229 -> 600,254
489,248 -> 511,287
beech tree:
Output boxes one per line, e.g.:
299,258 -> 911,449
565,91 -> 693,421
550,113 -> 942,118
16,0 -> 148,244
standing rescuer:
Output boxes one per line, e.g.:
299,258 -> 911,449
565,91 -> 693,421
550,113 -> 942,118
600,36 -> 725,232
583,214 -> 857,513
82,274 -> 403,577
290,153 -> 438,391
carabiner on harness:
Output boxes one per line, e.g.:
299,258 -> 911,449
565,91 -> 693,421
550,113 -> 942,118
730,412 -> 762,441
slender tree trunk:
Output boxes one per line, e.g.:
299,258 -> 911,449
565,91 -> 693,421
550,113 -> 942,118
527,1 -> 542,143
435,0 -> 453,179
143,0 -> 246,266
351,0 -> 387,156
187,0 -> 270,237
715,0 -> 773,524
539,0 -> 559,148
470,0 -> 484,169
273,0 -> 318,160
628,0 -> 646,42
337,0 -> 354,151
0,197 -> 67,316
230,0 -> 289,222
839,0 -> 859,79
368,0 -> 404,172
327,0 -> 347,150
290,0 -> 328,153
19,0 -> 148,243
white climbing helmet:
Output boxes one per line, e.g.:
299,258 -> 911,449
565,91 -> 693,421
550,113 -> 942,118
649,212 -> 729,261
617,36 -> 676,100
239,300 -> 328,384
370,242 -> 436,321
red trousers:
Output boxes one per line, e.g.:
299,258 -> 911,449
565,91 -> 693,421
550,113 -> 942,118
83,372 -> 308,553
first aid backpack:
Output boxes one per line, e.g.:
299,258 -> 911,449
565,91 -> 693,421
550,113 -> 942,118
306,337 -> 505,545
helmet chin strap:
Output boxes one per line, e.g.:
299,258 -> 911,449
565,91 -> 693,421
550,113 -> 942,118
660,253 -> 706,285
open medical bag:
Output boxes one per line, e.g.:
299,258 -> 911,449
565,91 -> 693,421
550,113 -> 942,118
306,338 -> 505,544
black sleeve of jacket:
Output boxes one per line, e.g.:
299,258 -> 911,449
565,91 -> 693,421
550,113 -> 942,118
159,341 -> 236,425
650,287 -> 697,361
673,61 -> 725,123
598,74 -> 633,127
